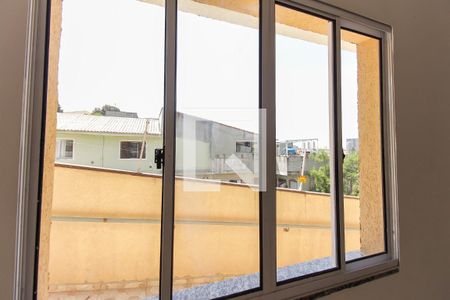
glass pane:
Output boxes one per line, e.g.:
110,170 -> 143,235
341,29 -> 385,260
120,141 -> 147,159
44,0 -> 165,298
173,0 -> 260,298
275,4 -> 336,282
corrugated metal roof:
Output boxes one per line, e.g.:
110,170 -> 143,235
57,113 -> 161,135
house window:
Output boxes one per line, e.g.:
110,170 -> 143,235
120,141 -> 146,159
55,139 -> 73,159
236,141 -> 256,153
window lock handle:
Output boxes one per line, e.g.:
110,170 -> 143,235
154,148 -> 164,169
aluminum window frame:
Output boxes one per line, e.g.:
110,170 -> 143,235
339,26 -> 389,264
16,0 -> 398,299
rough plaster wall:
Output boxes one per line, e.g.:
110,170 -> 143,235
44,165 -> 359,287
0,0 -> 450,299
357,38 -> 385,255
37,0 -> 62,298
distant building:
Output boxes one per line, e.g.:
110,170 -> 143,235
104,110 -> 138,118
346,138 -> 359,152
276,139 -> 320,190
175,112 -> 258,183
56,112 -> 324,188
277,138 -> 319,155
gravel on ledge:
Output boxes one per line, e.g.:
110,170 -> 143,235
146,252 -> 362,300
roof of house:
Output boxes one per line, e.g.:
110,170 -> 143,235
57,113 -> 161,135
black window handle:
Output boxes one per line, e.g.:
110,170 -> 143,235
154,148 -> 164,169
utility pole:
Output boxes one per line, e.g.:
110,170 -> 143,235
298,149 -> 307,191
137,119 -> 149,172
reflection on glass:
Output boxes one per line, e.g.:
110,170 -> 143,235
47,0 -> 164,298
341,29 -> 385,260
275,4 -> 336,282
173,0 -> 260,298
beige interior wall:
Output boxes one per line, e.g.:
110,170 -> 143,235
0,0 -> 28,298
320,0 -> 450,297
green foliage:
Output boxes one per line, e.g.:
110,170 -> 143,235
307,150 -> 360,196
308,150 -> 331,193
343,151 -> 360,196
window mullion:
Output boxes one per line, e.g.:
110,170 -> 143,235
330,19 -> 346,271
382,31 -> 398,261
260,0 -> 277,293
159,0 -> 177,299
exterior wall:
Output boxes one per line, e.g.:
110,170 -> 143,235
38,0 -> 62,299
55,132 -> 211,174
175,112 -> 256,175
47,164 -> 360,296
56,132 -> 163,173
56,132 -> 104,167
357,39 -> 385,255
175,136 -> 211,174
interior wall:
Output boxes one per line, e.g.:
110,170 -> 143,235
0,0 -> 449,300
321,0 -> 450,298
0,0 -> 28,299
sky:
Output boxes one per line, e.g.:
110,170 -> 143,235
58,0 -> 358,149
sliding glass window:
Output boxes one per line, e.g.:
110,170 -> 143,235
37,1 -> 395,299
173,0 -> 260,298
341,29 -> 386,260
42,0 -> 166,299
274,3 -> 336,282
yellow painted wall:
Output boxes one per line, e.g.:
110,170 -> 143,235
38,0 -> 62,298
357,38 -> 385,255
48,164 -> 360,293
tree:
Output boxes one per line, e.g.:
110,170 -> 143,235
307,150 -> 360,196
91,104 -> 121,116
308,150 -> 331,193
343,151 -> 360,196
57,102 -> 63,113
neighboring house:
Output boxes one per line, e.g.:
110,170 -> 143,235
56,112 -> 322,188
56,112 -> 163,174
55,112 -> 258,182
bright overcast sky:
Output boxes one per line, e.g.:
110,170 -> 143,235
58,0 -> 358,149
